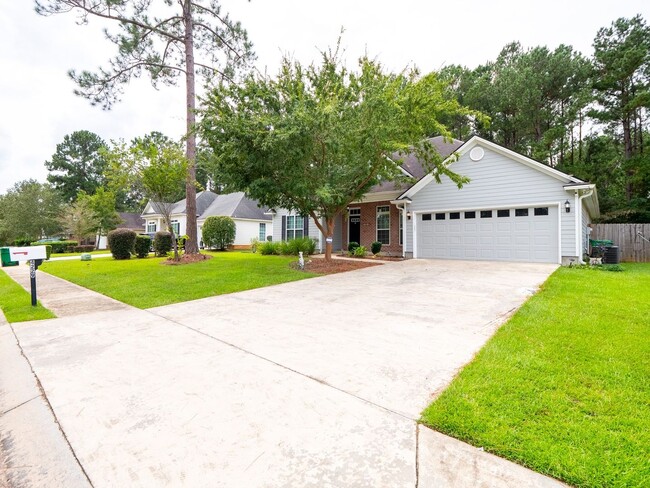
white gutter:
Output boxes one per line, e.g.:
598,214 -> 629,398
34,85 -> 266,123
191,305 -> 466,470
576,189 -> 594,264
390,199 -> 410,257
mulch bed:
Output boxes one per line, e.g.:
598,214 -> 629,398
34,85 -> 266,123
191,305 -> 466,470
161,253 -> 213,265
293,258 -> 382,275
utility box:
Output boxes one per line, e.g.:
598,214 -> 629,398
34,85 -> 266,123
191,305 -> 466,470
1,247 -> 18,267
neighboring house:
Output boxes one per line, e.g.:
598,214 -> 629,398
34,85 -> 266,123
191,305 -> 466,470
142,191 -> 271,249
97,212 -> 145,250
272,135 -> 599,265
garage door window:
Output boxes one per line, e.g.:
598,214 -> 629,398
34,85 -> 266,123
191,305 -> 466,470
515,208 -> 529,217
480,210 -> 492,218
376,206 -> 390,244
422,214 -> 432,221
497,209 -> 510,217
465,211 -> 476,219
435,213 -> 445,220
450,212 -> 460,220
534,207 -> 549,216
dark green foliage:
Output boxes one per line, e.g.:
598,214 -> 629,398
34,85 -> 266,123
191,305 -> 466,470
107,228 -> 136,260
44,130 -> 108,202
202,216 -> 236,251
32,240 -> 79,253
134,235 -> 151,258
348,242 -> 360,252
278,238 -> 317,256
13,238 -> 32,247
73,245 -> 95,253
371,241 -> 382,255
45,245 -> 52,260
153,231 -> 172,257
259,241 -> 281,255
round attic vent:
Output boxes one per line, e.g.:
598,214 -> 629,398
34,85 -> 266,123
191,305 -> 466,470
469,147 -> 485,161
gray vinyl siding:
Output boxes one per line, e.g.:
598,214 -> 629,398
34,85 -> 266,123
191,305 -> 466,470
407,147 -> 576,258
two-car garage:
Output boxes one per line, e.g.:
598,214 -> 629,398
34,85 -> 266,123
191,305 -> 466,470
415,204 -> 559,263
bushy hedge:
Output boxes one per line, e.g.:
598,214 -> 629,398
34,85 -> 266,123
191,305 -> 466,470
31,240 -> 78,253
259,238 -> 317,256
107,229 -> 136,260
134,235 -> 152,258
202,216 -> 236,251
14,238 -> 31,246
45,245 -> 52,260
348,241 -> 359,252
371,241 -> 382,255
73,245 -> 96,253
153,231 -> 173,257
259,241 -> 281,255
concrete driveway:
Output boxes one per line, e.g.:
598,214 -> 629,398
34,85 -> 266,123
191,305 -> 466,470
3,259 -> 563,487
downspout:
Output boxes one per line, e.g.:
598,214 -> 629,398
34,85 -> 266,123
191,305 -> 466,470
576,189 -> 594,264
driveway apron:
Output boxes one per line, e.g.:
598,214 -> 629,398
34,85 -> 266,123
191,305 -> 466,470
7,259 -> 563,487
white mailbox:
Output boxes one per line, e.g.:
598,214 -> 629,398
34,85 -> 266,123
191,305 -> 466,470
9,246 -> 47,261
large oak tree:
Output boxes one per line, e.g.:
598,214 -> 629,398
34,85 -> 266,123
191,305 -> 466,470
200,49 -> 477,260
35,0 -> 254,253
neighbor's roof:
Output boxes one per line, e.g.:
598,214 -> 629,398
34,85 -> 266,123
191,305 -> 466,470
171,190 -> 219,215
117,212 -> 145,230
371,135 -> 464,193
199,192 -> 271,221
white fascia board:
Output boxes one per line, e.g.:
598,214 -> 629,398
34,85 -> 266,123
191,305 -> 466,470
351,190 -> 402,204
564,184 -> 600,218
400,136 -> 583,200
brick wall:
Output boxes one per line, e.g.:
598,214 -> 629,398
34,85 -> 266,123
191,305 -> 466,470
341,200 -> 403,254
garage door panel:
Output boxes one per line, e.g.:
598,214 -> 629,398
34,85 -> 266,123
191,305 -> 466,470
418,206 -> 558,263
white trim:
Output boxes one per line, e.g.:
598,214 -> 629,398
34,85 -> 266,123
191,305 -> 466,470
399,136 -> 582,200
351,190 -> 402,204
197,217 -> 272,224
412,201 -> 562,264
574,191 -> 580,259
376,204 -> 391,246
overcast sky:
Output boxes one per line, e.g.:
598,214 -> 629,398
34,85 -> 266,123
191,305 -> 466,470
1,0 -> 648,193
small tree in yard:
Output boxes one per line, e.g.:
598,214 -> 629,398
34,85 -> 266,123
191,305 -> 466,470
200,45 -> 479,260
105,139 -> 188,261
202,216 -> 235,251
58,198 -> 96,243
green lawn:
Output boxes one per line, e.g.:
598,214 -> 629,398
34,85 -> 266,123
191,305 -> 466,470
0,270 -> 56,322
40,252 -> 317,309
50,250 -> 114,258
421,264 -> 650,487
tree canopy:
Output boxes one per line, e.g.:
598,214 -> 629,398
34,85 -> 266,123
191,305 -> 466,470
200,48 -> 479,259
44,130 -> 108,202
35,0 -> 255,254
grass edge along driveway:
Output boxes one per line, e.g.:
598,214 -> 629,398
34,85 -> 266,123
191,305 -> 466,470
41,252 -> 318,309
0,269 -> 56,323
421,264 -> 650,488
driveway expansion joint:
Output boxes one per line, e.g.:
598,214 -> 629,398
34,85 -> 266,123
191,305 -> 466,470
1,395 -> 40,417
8,324 -> 96,488
147,308 -> 417,423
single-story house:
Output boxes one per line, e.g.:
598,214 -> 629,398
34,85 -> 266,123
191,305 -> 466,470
142,191 -> 271,249
272,135 -> 599,265
97,212 -> 145,250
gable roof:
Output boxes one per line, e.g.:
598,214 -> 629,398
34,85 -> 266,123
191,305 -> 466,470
370,135 -> 464,193
117,212 -> 145,230
171,190 -> 219,215
199,192 -> 271,221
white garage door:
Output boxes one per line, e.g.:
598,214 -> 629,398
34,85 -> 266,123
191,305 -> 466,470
417,206 -> 558,263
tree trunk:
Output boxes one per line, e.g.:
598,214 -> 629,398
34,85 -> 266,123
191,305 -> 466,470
183,1 -> 199,255
324,217 -> 335,262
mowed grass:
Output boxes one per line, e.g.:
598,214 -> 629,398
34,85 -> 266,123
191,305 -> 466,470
40,252 -> 317,309
50,250 -> 113,258
421,264 -> 650,487
0,270 -> 56,322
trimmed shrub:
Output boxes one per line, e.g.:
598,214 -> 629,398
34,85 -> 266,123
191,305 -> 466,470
32,240 -> 79,253
134,235 -> 152,258
259,241 -> 280,255
348,241 -> 359,252
202,216 -> 236,251
371,241 -> 382,255
353,245 -> 367,258
107,229 -> 136,260
73,245 -> 96,253
14,238 -> 31,246
153,231 -> 173,257
45,245 -> 52,260
279,237 -> 317,256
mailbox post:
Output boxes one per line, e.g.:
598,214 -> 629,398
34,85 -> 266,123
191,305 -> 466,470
8,246 -> 47,306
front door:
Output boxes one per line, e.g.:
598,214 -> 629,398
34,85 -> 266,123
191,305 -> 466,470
349,208 -> 361,244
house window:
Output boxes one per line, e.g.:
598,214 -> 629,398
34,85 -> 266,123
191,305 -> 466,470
376,206 -> 390,245
170,220 -> 180,236
259,223 -> 266,241
147,221 -> 156,233
515,208 -> 529,217
450,212 -> 460,220
435,213 -> 445,220
286,215 -> 304,240
534,207 -> 549,216
422,214 -> 432,221
465,211 -> 476,219
497,209 -> 510,218
480,210 -> 493,218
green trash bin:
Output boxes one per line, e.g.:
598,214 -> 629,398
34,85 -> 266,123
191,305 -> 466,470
1,247 -> 19,267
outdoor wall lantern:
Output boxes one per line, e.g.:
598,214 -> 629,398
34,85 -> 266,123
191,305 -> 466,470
406,211 -> 412,220
565,200 -> 571,213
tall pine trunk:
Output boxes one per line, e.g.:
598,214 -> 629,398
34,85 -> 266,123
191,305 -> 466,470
183,1 -> 199,255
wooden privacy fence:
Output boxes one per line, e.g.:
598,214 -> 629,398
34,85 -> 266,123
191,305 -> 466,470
591,223 -> 650,262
